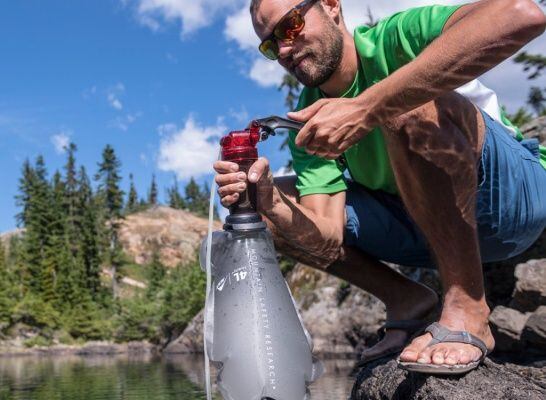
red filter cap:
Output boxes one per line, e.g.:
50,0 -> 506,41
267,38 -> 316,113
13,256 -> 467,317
220,125 -> 260,162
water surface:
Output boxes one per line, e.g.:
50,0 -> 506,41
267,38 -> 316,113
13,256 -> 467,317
0,354 -> 355,399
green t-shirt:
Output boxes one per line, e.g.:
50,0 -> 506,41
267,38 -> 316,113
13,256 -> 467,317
288,4 -> 546,197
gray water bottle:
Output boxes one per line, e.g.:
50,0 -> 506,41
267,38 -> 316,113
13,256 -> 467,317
200,226 -> 322,400
199,124 -> 322,400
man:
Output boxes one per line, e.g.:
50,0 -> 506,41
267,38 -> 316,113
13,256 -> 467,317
214,0 -> 546,374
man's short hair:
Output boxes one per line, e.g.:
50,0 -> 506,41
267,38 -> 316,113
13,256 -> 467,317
249,1 -> 341,20
249,0 -> 264,18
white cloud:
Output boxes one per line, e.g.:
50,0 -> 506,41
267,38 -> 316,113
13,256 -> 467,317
51,131 -> 71,154
228,106 -> 249,123
107,82 -> 125,111
157,115 -> 225,179
224,1 -> 258,51
110,112 -> 142,131
124,0 -> 245,37
273,166 -> 295,177
249,58 -> 285,88
140,152 -> 149,165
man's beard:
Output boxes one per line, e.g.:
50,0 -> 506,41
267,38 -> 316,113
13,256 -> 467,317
291,18 -> 343,88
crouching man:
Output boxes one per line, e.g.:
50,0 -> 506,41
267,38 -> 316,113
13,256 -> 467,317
214,0 -> 546,374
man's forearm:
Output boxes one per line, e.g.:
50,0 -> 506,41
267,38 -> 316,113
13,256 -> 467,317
361,0 -> 546,127
260,185 -> 344,268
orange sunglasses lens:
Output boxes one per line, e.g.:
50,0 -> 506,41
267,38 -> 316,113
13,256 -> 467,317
274,10 -> 305,41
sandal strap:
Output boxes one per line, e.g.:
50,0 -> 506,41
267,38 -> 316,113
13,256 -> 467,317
425,322 -> 488,359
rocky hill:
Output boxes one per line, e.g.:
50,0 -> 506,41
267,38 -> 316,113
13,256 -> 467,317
117,206 -> 222,268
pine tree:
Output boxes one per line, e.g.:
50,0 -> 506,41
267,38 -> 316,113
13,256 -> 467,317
17,156 -> 53,295
126,173 -> 138,213
148,174 -> 158,206
505,106 -> 534,127
77,166 -> 102,301
514,4 -> 546,118
95,145 -> 125,298
63,143 -> 79,255
279,73 -> 302,169
15,160 -> 35,227
166,178 -> 185,210
201,181 -> 219,219
146,250 -> 166,299
95,145 -> 125,218
185,178 -> 206,217
0,240 -> 16,325
528,86 -> 546,116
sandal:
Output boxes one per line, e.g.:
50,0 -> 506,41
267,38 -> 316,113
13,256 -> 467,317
397,322 -> 489,375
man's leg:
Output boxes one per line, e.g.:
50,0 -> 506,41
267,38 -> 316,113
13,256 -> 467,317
269,176 -> 438,360
383,92 -> 495,366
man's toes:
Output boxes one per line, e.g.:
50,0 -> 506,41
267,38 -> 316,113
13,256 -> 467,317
431,347 -> 447,365
400,334 -> 431,362
444,349 -> 461,365
399,349 -> 418,362
416,347 -> 433,364
458,349 -> 472,365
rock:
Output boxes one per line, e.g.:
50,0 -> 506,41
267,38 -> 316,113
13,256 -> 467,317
510,259 -> 546,312
522,305 -> 546,350
117,206 -> 221,267
163,310 -> 204,354
351,358 -> 546,400
489,306 -> 530,352
286,264 -> 385,357
521,116 -> 546,146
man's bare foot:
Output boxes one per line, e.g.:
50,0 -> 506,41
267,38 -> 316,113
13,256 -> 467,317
359,284 -> 438,363
399,297 -> 495,366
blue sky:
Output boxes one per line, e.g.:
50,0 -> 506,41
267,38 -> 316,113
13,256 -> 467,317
0,0 -> 544,232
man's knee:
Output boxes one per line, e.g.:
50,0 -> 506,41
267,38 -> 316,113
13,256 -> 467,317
383,91 -> 480,163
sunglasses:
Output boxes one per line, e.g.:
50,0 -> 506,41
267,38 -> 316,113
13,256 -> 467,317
258,0 -> 319,60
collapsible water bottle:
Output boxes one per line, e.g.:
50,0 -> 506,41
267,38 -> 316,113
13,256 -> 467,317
200,120 -> 322,400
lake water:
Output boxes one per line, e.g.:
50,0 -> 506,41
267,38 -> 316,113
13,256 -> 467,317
0,354 -> 355,399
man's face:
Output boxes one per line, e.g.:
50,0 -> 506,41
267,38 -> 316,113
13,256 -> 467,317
252,0 -> 343,88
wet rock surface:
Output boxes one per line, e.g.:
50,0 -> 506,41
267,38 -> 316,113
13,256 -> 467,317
351,358 -> 546,400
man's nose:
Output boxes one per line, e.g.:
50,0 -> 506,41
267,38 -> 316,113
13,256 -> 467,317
277,40 -> 294,59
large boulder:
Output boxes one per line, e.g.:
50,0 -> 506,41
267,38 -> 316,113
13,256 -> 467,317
163,310 -> 204,354
286,264 -> 385,357
522,305 -> 546,350
488,306 -> 530,352
351,358 -> 546,400
510,259 -> 546,312
118,206 -> 221,267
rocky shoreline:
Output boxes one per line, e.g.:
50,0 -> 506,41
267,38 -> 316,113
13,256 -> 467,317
0,340 -> 159,357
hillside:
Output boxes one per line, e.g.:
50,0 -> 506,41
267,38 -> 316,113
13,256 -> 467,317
118,206 -> 222,268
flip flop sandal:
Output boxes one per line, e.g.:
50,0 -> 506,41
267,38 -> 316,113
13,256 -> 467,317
355,319 -> 431,367
397,322 -> 489,375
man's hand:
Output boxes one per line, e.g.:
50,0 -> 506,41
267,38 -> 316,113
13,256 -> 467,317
213,157 -> 275,213
287,97 -> 372,159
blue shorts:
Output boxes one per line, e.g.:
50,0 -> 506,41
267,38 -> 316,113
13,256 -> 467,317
344,108 -> 546,268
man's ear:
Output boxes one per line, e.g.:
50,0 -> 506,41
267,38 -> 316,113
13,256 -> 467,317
320,0 -> 342,20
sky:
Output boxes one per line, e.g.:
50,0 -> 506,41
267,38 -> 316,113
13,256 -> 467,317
0,0 -> 544,232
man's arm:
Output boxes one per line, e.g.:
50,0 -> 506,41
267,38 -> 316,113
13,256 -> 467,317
214,158 -> 346,268
290,0 -> 546,158
362,0 -> 546,128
